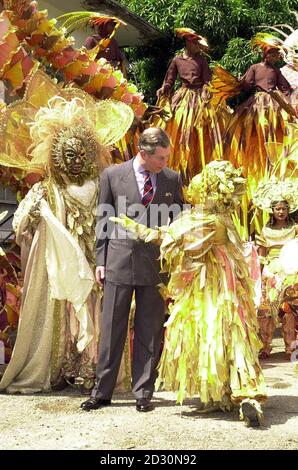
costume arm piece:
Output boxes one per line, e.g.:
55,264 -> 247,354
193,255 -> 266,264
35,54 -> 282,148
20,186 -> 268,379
110,214 -> 161,244
207,65 -> 241,105
159,211 -> 216,290
39,199 -> 94,351
161,211 -> 216,256
255,228 -> 268,248
13,183 -> 46,245
276,68 -> 292,96
255,230 -> 268,268
241,65 -> 255,92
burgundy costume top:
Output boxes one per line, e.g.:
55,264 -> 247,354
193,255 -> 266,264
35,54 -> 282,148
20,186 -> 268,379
241,62 -> 292,96
163,54 -> 211,93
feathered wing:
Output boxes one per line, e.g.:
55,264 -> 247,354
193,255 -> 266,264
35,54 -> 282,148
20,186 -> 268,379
207,65 -> 241,106
57,11 -> 126,37
0,70 -> 62,175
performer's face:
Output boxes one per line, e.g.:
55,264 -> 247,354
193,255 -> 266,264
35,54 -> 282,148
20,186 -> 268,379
264,50 -> 280,65
64,138 -> 87,175
272,201 -> 289,222
141,146 -> 170,173
95,21 -> 115,37
185,40 -> 201,55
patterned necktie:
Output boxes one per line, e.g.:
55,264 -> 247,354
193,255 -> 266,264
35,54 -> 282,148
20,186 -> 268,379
142,170 -> 154,206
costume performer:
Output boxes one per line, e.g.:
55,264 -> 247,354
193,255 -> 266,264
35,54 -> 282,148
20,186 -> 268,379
113,161 -> 267,427
208,34 -> 296,238
223,34 -> 294,186
265,14 -> 298,109
153,28 -> 223,181
0,71 -> 133,393
253,178 -> 298,358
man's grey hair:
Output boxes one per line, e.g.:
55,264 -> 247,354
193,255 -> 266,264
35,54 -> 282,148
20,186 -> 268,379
138,127 -> 170,155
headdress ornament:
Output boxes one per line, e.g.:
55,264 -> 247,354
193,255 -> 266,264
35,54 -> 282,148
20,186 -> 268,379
253,177 -> 298,213
175,28 -> 209,49
186,161 -> 246,211
251,33 -> 284,54
0,70 -> 134,178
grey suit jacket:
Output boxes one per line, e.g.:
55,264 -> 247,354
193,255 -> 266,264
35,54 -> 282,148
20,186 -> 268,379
95,159 -> 184,285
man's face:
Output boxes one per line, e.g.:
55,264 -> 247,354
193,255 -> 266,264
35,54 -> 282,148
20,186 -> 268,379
141,146 -> 170,173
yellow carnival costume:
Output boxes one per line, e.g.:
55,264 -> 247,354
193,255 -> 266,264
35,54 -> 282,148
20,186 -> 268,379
113,161 -> 267,426
208,35 -> 297,238
152,28 -> 225,181
253,178 -> 298,356
0,71 -> 134,393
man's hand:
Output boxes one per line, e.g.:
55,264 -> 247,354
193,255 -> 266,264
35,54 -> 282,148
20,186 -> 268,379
95,266 -> 105,285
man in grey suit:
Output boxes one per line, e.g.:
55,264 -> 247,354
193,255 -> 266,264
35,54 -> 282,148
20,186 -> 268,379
81,127 -> 184,412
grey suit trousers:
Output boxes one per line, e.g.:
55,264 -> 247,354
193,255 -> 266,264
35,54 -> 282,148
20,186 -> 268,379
91,281 -> 165,400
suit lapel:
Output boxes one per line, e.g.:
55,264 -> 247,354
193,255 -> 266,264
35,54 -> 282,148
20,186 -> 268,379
151,170 -> 166,204
120,159 -> 142,204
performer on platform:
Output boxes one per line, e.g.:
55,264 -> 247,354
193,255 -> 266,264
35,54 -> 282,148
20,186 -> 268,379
154,28 -> 223,181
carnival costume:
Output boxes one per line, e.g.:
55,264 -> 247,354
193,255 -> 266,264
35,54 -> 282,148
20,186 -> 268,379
153,28 -> 224,180
264,13 -> 298,107
253,178 -> 298,357
113,161 -> 267,427
224,34 -> 294,180
208,34 -> 296,237
0,1 -> 146,177
0,70 -> 134,393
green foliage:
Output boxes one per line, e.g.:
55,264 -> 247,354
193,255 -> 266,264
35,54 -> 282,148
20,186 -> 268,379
119,0 -> 298,99
218,38 -> 260,77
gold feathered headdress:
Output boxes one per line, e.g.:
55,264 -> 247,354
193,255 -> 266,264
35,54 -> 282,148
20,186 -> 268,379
57,11 -> 127,36
251,33 -> 284,55
0,70 -> 134,178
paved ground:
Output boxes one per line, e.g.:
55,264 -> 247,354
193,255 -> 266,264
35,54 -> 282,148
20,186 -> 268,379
1,336 -> 298,450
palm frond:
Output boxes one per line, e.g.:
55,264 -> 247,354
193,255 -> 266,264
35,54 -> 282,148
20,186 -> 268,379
56,11 -> 126,36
